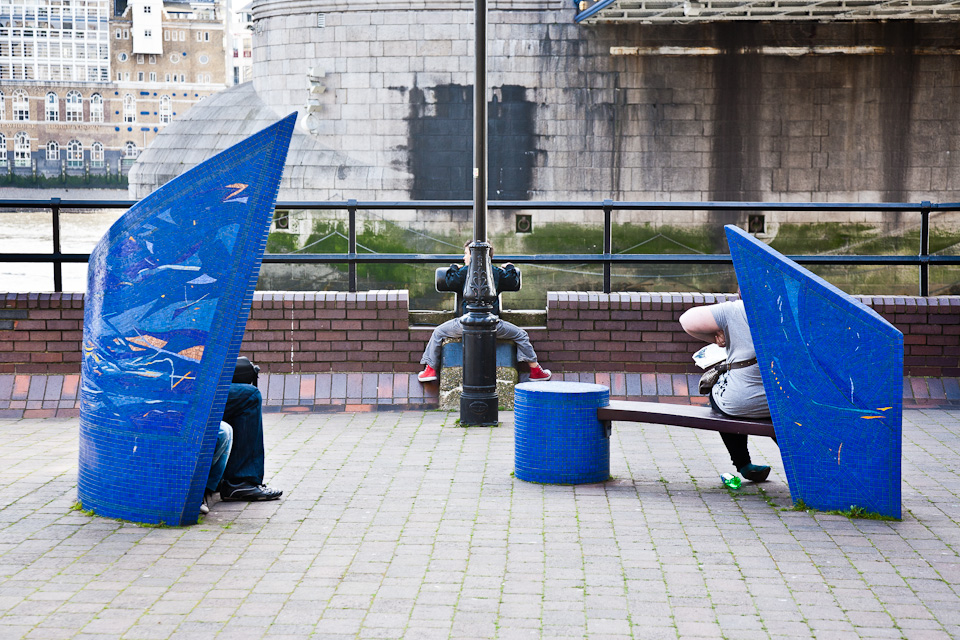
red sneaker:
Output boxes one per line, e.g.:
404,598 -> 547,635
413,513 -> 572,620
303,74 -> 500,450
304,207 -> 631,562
418,365 -> 438,382
529,365 -> 552,381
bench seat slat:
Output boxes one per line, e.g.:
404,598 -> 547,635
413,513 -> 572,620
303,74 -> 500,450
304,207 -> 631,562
597,400 -> 776,438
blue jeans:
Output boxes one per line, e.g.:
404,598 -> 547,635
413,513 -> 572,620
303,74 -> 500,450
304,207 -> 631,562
221,383 -> 265,489
206,422 -> 233,494
420,317 -> 538,369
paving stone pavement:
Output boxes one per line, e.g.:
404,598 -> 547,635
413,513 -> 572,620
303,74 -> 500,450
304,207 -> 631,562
1,409 -> 959,639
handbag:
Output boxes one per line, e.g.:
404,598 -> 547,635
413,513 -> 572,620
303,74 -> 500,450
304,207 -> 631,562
698,357 -> 757,395
233,356 -> 260,387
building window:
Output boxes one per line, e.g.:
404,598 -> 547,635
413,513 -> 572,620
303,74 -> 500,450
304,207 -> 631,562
124,72 -> 130,81
66,91 -> 83,122
159,95 -> 171,124
137,54 -> 144,64
0,90 -> 4,121
90,94 -> 103,122
124,141 -> 140,159
12,90 -> 28,121
91,142 -> 104,167
116,72 -> 122,81
67,139 -> 83,168
149,72 -> 156,82
149,55 -> 156,64
45,92 -> 59,121
47,141 -> 59,161
204,32 -> 210,41
137,71 -> 144,81
164,30 -> 170,41
196,31 -> 202,42
164,73 -> 171,82
123,29 -> 129,39
115,29 -> 121,39
14,132 -> 30,167
0,133 -> 6,167
123,94 -> 136,123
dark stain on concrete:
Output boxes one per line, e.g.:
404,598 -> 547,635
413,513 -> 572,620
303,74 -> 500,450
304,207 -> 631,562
406,83 -> 538,201
877,22 -> 917,208
709,24 -> 762,246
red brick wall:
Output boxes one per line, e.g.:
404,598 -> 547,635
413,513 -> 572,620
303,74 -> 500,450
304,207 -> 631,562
0,293 -> 85,375
534,293 -> 960,378
239,291 -> 423,373
2,291 -> 958,378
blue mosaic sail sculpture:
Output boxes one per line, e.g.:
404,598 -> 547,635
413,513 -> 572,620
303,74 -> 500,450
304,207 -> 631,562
79,113 -> 296,525
726,225 -> 902,518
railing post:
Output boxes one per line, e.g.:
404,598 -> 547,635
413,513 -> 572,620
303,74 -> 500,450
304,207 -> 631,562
348,199 -> 357,293
603,199 -> 612,294
920,200 -> 930,297
51,197 -> 62,293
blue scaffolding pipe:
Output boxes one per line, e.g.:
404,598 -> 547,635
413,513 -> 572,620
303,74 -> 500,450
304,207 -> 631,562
575,0 -> 619,23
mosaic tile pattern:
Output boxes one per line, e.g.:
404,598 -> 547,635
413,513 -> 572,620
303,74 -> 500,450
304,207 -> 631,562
77,114 -> 296,525
514,381 -> 610,484
726,225 -> 903,518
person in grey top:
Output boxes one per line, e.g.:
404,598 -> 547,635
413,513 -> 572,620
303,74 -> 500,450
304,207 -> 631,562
680,299 -> 772,482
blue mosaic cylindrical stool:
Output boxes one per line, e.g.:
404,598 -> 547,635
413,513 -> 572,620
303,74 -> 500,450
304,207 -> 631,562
514,381 -> 611,484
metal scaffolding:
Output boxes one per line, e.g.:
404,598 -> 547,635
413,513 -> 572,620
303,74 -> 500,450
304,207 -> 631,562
575,0 -> 960,24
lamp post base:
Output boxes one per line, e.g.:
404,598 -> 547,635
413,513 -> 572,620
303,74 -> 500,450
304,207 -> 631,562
460,309 -> 499,426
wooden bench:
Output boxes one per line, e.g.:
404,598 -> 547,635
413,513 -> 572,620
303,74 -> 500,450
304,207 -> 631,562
597,401 -> 776,438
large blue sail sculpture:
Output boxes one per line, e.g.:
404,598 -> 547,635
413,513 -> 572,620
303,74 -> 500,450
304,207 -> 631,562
79,113 -> 296,525
726,225 -> 902,518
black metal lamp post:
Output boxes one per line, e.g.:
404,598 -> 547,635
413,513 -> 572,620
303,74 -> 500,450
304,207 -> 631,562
460,0 -> 499,426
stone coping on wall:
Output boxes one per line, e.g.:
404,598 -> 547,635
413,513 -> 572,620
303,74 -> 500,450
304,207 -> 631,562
2,372 -> 956,420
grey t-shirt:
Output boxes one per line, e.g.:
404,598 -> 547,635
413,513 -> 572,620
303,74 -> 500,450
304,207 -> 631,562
710,300 -> 770,418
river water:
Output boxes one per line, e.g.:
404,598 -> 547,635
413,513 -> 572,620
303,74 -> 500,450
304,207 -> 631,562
0,188 -> 128,293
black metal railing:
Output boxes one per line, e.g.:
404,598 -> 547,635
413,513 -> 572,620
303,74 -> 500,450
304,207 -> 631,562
2,198 -> 960,296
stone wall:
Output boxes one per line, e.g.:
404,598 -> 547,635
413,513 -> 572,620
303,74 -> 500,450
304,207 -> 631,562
247,1 -> 960,213
130,2 -> 960,235
3,291 -> 957,378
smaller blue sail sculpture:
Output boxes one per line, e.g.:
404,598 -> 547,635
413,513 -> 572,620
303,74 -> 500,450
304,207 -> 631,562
79,113 -> 296,525
726,225 -> 902,518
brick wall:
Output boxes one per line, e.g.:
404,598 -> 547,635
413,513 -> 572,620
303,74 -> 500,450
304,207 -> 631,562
2,291 -> 958,378
535,293 -> 960,378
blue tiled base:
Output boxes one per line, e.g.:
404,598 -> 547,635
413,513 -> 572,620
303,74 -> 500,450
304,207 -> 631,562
441,340 -> 518,368
727,225 -> 903,518
78,114 -> 296,525
514,381 -> 610,484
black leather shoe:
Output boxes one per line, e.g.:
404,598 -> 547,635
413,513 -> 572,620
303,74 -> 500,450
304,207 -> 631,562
220,483 -> 283,501
738,464 -> 771,483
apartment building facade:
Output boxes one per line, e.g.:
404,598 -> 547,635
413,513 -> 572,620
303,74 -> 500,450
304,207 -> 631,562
0,0 -> 242,180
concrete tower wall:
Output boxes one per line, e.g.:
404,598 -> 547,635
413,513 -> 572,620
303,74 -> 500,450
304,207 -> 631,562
216,2 -> 960,228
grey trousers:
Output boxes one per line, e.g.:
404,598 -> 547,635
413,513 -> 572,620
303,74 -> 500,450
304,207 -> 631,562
420,317 -> 538,369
